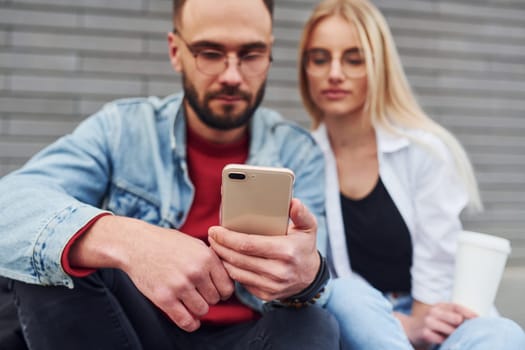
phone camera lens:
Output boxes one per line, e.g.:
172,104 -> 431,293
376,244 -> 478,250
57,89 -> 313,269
228,172 -> 246,180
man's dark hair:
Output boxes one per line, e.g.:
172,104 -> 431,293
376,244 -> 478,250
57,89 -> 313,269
173,0 -> 274,28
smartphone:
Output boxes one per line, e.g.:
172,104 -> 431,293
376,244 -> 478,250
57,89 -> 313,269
220,164 -> 295,236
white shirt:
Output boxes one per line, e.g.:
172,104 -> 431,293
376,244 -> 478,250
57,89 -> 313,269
312,123 -> 468,305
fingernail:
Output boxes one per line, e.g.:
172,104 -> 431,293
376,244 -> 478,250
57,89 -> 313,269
209,226 -> 222,239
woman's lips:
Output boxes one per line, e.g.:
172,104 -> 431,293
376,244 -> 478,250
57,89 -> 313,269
322,89 -> 350,99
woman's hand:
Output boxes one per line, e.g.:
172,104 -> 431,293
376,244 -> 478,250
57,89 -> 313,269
395,300 -> 478,348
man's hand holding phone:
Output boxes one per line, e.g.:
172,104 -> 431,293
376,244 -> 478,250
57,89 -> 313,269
209,198 -> 320,301
209,164 -> 321,301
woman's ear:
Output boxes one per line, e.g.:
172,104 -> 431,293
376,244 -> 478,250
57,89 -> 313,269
167,32 -> 183,72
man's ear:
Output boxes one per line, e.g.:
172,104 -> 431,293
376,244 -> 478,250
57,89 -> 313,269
167,32 -> 183,72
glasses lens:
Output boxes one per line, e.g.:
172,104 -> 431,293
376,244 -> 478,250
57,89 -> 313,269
240,53 -> 271,76
305,49 -> 331,77
305,49 -> 366,78
195,50 -> 226,75
341,50 -> 366,78
195,51 -> 271,76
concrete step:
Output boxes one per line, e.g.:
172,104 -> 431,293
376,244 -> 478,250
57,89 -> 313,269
495,266 -> 525,329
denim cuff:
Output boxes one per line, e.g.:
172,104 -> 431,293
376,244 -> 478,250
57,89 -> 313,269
33,204 -> 111,288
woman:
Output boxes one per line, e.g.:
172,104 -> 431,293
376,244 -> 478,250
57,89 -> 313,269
298,0 -> 525,349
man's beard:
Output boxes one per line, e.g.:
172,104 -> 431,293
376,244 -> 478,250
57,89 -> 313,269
182,74 -> 266,131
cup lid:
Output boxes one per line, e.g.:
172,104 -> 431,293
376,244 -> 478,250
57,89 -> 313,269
459,231 -> 511,254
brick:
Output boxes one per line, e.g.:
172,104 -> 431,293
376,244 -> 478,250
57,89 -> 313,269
0,139 -> 49,158
497,267 -> 525,328
144,37 -> 170,56
387,15 -> 525,41
77,99 -> 112,116
81,56 -> 172,76
394,36 -> 525,59
274,7 -> 310,25
0,162 -> 24,178
401,55 -> 525,76
268,67 -> 297,84
271,46 -> 298,65
145,80 -> 182,98
439,2 -> 525,23
0,116 -> 7,135
146,1 -> 171,14
15,0 -> 142,11
12,31 -> 143,54
0,30 -> 7,46
440,115 -> 524,129
0,8 -> 78,28
273,27 -> 302,44
6,118 -> 79,137
265,85 -> 301,104
478,172 -> 525,184
420,95 -> 525,112
0,97 -> 75,115
10,74 -> 143,96
0,52 -> 77,71
0,73 -> 6,90
81,13 -> 170,34
408,74 -> 525,96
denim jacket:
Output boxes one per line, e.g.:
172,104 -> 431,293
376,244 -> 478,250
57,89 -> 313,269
0,93 -> 328,312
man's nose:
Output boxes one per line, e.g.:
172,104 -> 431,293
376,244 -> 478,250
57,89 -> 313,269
218,56 -> 243,85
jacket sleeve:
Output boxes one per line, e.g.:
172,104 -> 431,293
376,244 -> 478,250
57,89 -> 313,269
410,137 -> 469,304
0,108 -> 116,288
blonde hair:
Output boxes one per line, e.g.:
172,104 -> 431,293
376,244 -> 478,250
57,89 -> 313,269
298,0 -> 482,211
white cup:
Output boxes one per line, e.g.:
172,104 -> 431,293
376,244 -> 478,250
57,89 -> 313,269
452,231 -> 511,316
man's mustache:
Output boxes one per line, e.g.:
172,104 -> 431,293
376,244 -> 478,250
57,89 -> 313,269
207,87 -> 251,100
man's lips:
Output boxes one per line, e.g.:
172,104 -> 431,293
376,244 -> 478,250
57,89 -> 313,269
214,95 -> 244,102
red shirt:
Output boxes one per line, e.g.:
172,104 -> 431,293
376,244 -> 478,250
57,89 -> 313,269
178,125 -> 258,325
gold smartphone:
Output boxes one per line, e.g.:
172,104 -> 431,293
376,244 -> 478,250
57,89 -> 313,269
220,164 -> 295,235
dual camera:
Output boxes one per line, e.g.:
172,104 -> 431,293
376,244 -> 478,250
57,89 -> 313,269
228,172 -> 247,180
228,172 -> 256,180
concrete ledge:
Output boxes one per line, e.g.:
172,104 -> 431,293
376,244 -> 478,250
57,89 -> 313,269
495,266 -> 525,328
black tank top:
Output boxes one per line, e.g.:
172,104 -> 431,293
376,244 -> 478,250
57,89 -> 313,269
340,177 -> 412,293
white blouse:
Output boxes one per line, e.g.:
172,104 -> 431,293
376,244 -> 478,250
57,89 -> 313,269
312,124 -> 468,305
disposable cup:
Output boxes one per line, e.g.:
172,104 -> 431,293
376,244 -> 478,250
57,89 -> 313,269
451,231 -> 511,316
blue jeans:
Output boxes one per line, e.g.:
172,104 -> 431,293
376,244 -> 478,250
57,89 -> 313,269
391,294 -> 525,350
325,275 -> 413,349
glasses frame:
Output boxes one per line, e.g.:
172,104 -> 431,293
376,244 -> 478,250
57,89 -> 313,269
173,29 -> 273,77
303,48 -> 367,79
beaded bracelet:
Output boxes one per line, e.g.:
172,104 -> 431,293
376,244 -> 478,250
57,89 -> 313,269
278,251 -> 330,308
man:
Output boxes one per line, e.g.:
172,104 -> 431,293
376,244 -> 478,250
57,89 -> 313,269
0,0 -> 338,349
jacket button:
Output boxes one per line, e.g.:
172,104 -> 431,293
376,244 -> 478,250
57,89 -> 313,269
176,211 -> 184,221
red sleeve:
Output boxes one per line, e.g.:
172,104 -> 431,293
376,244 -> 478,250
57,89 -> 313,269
61,213 -> 112,277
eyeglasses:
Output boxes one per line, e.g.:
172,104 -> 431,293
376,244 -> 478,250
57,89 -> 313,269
173,29 -> 273,77
303,48 -> 366,78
